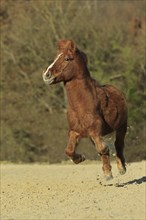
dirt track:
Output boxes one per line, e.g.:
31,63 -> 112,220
1,161 -> 146,220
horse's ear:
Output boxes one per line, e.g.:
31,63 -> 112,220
57,40 -> 76,53
57,40 -> 65,51
67,40 -> 76,53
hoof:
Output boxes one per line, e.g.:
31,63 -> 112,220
105,173 -> 113,181
72,154 -> 86,164
119,168 -> 126,175
105,175 -> 113,181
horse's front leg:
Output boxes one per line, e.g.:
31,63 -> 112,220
65,131 -> 85,164
90,132 -> 113,180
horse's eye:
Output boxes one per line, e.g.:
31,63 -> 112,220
65,57 -> 70,61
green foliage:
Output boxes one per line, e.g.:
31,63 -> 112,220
1,0 -> 146,162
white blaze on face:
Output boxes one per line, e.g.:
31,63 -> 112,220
43,53 -> 63,79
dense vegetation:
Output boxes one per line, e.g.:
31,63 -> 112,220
1,0 -> 146,163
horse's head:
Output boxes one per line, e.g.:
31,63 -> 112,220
43,40 -> 88,84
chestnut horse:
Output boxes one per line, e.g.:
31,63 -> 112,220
43,40 -> 127,180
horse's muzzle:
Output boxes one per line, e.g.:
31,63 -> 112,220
42,71 -> 55,85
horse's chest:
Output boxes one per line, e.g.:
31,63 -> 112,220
67,110 -> 95,136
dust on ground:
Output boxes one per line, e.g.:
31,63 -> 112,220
1,161 -> 146,220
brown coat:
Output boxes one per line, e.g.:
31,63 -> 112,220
43,40 -> 128,180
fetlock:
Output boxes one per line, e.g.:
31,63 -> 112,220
116,156 -> 126,175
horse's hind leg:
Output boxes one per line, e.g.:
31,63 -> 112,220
115,123 -> 127,175
65,131 -> 85,164
90,132 -> 113,180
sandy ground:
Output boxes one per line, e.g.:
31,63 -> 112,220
1,161 -> 146,220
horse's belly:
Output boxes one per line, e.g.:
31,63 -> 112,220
101,94 -> 127,130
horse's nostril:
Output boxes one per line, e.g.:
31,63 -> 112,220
46,71 -> 52,78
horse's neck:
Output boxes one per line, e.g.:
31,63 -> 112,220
64,77 -> 96,111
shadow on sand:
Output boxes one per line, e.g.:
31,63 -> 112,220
103,176 -> 146,187
116,176 -> 146,187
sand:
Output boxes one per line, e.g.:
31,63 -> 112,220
1,161 -> 146,220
